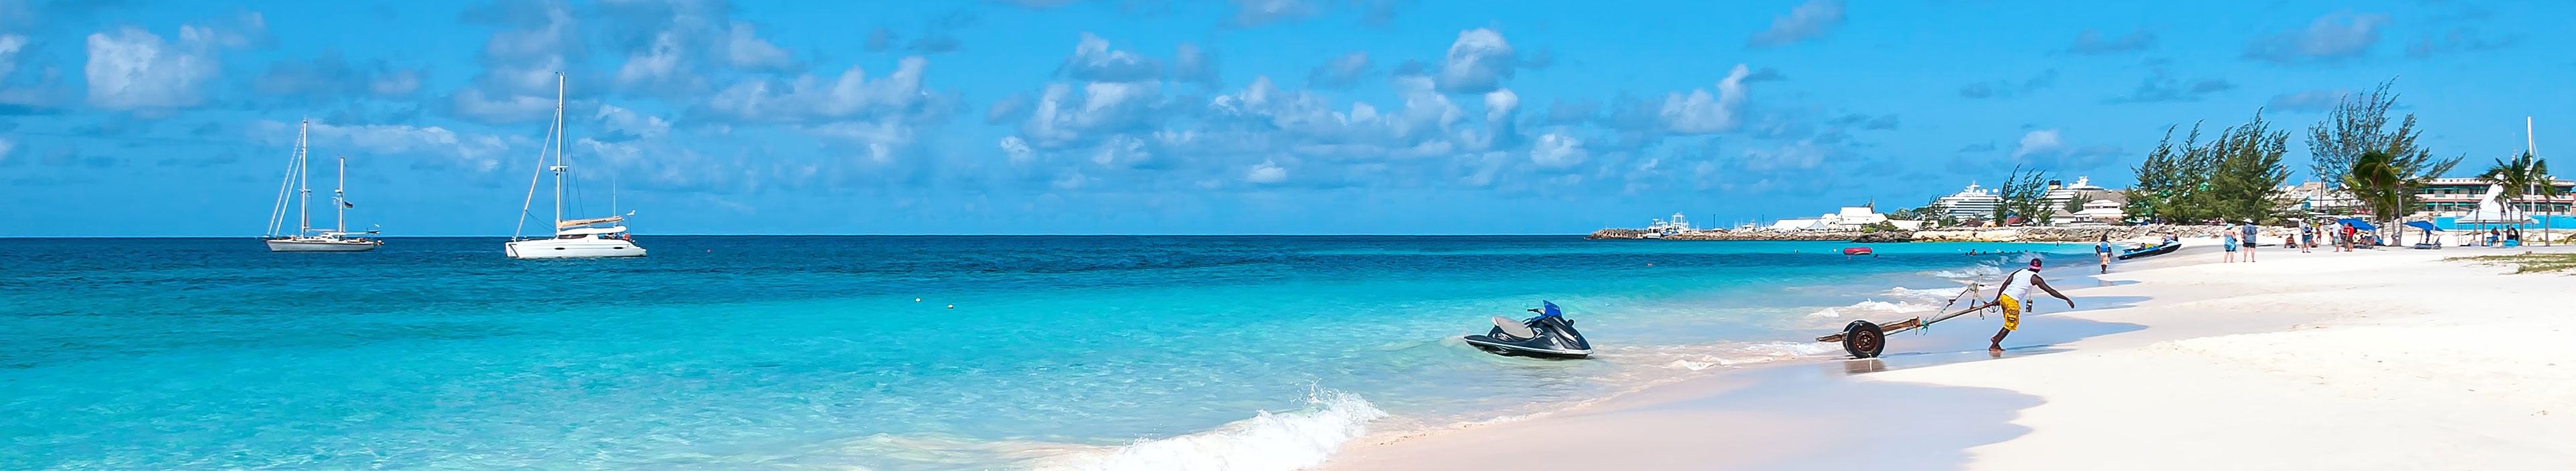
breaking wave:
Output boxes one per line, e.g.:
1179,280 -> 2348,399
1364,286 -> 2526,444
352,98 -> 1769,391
1032,389 -> 1387,471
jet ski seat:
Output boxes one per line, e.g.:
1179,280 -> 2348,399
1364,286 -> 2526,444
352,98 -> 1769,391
1491,316 -> 1537,339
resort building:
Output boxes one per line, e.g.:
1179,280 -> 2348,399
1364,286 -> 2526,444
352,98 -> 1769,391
2415,178 -> 2574,215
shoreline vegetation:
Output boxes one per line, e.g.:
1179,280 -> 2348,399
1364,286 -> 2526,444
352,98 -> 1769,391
1584,224 -> 2254,242
2446,252 -> 2576,273
1618,79 -> 2565,248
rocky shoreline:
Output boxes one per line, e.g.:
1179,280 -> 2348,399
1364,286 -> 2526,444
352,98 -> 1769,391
1587,225 -> 2260,243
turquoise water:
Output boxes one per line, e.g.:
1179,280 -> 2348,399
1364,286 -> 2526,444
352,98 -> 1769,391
0,236 -> 2082,470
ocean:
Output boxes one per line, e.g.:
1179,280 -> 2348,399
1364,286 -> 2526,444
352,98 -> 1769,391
0,236 -> 2084,470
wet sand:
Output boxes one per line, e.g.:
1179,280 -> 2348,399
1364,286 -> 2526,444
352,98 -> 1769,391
1319,240 -> 2576,470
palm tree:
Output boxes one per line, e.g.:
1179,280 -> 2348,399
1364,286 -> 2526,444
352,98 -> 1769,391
2346,151 -> 2406,246
2478,152 -> 2540,242
2527,156 -> 2562,246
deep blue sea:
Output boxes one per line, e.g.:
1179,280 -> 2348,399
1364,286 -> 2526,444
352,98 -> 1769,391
0,236 -> 2084,470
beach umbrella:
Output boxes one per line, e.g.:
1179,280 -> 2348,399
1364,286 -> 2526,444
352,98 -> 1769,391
2337,218 -> 2378,231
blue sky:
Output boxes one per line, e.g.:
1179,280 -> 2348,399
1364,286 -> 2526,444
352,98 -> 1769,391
1,0 -> 2567,236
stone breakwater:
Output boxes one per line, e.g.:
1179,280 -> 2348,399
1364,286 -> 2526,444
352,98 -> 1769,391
1588,225 -> 2274,243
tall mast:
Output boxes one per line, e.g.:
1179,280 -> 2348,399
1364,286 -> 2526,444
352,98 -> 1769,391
335,155 -> 347,234
552,72 -> 566,227
297,119 -> 311,235
2529,116 -> 2539,156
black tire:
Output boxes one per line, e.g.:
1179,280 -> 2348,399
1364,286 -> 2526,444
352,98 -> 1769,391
1842,320 -> 1886,359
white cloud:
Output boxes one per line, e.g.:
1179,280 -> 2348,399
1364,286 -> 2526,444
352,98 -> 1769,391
1530,130 -> 1586,169
1018,80 -> 1166,148
614,30 -> 695,92
1064,33 -> 1161,83
1246,159 -> 1288,183
1090,134 -> 1152,168
84,26 -> 227,109
0,34 -> 27,79
1748,0 -> 1845,48
260,120 -> 513,171
1435,28 -> 1516,94
451,3 -> 579,122
371,69 -> 422,96
802,120 -> 915,164
595,104 -> 672,139
723,21 -> 794,71
999,136 -> 1037,163
1659,64 -> 1752,134
1307,51 -> 1371,88
452,88 -> 559,124
2245,11 -> 2388,64
1483,88 -> 1519,123
1740,140 -> 1831,173
2013,129 -> 2065,158
705,56 -> 931,122
1391,76 -> 1462,139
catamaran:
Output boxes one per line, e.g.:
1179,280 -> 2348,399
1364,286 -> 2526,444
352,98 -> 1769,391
505,72 -> 645,259
264,119 -> 382,252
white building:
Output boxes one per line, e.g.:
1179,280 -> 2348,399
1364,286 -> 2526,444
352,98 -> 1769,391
1766,206 -> 1908,231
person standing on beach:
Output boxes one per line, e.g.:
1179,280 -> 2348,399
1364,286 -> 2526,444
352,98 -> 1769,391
2240,222 -> 2259,262
1987,259 -> 2074,353
2223,224 -> 2239,262
2095,234 -> 2114,274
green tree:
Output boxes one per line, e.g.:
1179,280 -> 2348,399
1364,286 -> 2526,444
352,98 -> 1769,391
2205,110 -> 2294,225
2533,157 -> 2563,246
2125,124 -> 2219,223
2343,149 -> 2456,246
2478,151 -> 2539,221
1996,166 -> 2053,225
2479,151 -> 2563,245
2307,80 -> 2444,193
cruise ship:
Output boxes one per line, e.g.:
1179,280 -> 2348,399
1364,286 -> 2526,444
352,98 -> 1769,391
1932,183 -> 2003,219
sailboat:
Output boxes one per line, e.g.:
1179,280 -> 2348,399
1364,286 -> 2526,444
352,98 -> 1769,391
264,119 -> 383,252
504,72 -> 645,259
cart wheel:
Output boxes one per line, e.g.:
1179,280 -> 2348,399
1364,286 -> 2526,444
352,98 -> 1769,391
1842,320 -> 1886,359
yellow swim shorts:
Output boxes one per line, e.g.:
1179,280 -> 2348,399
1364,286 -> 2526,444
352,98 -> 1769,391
1999,294 -> 2022,331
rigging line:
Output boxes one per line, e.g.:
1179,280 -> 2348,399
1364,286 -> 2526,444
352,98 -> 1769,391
515,108 -> 559,240
266,145 -> 295,237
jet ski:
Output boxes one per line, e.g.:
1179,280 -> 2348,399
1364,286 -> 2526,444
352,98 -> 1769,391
2116,242 -> 2181,260
1462,301 -> 1594,359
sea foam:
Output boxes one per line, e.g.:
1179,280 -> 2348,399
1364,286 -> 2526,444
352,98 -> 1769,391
1034,389 -> 1387,471
1807,299 -> 1940,318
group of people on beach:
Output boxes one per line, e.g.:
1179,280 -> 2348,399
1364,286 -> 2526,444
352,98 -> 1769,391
2222,220 -> 2374,262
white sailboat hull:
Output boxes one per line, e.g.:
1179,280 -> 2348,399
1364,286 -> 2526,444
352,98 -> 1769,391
505,238 -> 646,258
266,238 -> 381,252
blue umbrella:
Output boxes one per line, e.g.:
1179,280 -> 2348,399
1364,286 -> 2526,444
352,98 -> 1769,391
2338,218 -> 2378,231
2403,221 -> 2440,232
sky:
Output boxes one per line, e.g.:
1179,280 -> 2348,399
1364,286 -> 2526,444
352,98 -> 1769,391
1,0 -> 2568,236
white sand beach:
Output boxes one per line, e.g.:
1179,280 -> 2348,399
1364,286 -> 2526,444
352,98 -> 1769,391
1319,242 -> 2576,470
